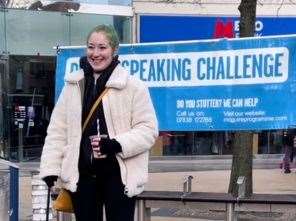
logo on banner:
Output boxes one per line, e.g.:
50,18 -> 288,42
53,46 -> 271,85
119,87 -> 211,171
65,57 -> 80,75
213,18 -> 264,38
213,18 -> 234,38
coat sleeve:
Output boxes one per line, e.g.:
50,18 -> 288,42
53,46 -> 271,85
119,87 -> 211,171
39,87 -> 68,179
115,83 -> 159,159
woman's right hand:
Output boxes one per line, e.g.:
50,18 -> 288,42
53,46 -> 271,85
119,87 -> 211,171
43,175 -> 58,188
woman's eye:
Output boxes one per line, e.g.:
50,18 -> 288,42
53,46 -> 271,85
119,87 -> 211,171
87,45 -> 94,49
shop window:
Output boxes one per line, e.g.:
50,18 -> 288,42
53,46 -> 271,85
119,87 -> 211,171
258,130 -> 283,154
155,131 -> 228,156
151,130 -> 285,156
5,55 -> 55,161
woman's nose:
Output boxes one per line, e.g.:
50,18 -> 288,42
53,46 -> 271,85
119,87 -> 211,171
93,48 -> 101,56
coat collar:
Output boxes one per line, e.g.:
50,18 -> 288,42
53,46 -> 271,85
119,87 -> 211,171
64,65 -> 128,90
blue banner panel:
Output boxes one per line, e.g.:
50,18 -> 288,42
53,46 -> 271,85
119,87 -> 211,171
56,35 -> 296,131
139,15 -> 296,42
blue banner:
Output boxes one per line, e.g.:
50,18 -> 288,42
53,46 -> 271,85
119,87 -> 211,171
139,15 -> 296,42
56,35 -> 296,131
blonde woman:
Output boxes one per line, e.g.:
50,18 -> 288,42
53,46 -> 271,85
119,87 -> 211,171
39,25 -> 158,221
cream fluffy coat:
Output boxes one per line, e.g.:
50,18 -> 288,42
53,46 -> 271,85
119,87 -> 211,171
39,65 -> 158,197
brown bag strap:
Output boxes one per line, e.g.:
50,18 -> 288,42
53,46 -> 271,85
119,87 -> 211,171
82,88 -> 109,132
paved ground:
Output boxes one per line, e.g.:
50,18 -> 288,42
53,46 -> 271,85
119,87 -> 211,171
3,155 -> 292,220
145,169 -> 296,221
146,169 -> 296,194
19,167 -> 296,221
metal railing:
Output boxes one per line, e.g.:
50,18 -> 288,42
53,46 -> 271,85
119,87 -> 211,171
0,159 -> 19,221
135,175 -> 296,221
6,146 -> 42,162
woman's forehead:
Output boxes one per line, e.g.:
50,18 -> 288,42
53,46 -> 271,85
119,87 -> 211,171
88,32 -> 110,43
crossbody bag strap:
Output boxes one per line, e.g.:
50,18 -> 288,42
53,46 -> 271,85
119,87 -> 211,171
82,88 -> 109,132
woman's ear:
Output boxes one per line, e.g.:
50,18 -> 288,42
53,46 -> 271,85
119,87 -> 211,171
113,47 -> 119,57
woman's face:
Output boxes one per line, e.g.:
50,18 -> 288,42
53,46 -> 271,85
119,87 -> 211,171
86,31 -> 115,72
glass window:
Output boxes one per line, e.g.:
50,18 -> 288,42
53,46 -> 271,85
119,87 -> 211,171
258,130 -> 284,154
0,10 -> 6,53
152,130 -> 285,156
6,0 -> 132,9
161,131 -> 219,156
114,16 -> 132,43
108,0 -> 132,6
76,0 -> 131,6
78,0 -> 109,4
5,55 -> 55,161
3,9 -> 131,55
70,13 -> 131,45
0,60 -> 6,151
6,9 -> 69,56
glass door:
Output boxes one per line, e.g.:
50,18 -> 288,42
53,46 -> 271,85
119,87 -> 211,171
0,55 -> 8,159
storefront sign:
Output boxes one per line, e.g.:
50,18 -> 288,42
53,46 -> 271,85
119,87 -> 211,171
56,35 -> 296,131
139,16 -> 296,42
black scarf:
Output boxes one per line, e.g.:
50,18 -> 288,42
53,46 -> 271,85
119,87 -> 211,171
80,55 -> 120,127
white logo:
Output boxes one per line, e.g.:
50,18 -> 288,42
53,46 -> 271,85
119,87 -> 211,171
65,57 -> 80,75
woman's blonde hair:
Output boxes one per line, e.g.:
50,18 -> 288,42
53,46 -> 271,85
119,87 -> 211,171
87,25 -> 119,49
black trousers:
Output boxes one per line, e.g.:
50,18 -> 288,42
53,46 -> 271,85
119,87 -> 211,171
70,161 -> 136,221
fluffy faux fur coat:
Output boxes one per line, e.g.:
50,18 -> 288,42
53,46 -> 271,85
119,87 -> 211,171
39,65 -> 158,197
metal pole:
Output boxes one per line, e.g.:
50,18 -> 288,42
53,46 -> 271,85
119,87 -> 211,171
46,188 -> 50,221
267,131 -> 270,153
18,125 -> 23,162
136,200 -> 150,221
226,203 -> 238,221
136,200 -> 144,221
226,203 -> 233,221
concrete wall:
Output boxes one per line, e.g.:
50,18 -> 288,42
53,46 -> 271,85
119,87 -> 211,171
133,0 -> 296,16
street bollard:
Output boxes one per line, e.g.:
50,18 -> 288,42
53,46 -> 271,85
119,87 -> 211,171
182,175 -> 194,198
56,211 -> 72,221
187,175 -> 193,193
237,176 -> 246,199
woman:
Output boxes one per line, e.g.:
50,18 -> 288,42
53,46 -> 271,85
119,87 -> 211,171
39,25 -> 158,221
281,129 -> 295,173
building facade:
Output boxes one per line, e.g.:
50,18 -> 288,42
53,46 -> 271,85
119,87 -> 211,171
1,0 -> 296,161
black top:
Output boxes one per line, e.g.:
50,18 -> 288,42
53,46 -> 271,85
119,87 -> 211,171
78,56 -> 122,177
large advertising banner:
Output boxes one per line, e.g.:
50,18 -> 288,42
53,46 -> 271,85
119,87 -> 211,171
56,35 -> 296,131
